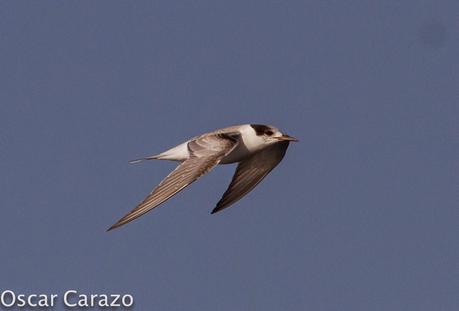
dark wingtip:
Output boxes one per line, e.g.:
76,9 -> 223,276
211,205 -> 223,214
106,223 -> 120,232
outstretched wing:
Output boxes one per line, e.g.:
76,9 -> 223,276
211,141 -> 289,214
108,133 -> 239,231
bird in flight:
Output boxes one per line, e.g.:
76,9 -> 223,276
107,124 -> 297,231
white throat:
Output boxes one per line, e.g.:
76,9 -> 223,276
239,125 -> 268,153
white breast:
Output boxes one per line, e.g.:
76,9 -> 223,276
220,125 -> 265,164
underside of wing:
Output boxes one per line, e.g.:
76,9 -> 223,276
211,141 -> 290,214
108,133 -> 239,231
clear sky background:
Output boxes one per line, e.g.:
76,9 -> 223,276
0,1 -> 457,310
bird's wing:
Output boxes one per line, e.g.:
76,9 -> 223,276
108,133 -> 239,231
211,141 -> 289,214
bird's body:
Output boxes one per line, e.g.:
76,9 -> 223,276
108,124 -> 297,231
149,125 -> 270,164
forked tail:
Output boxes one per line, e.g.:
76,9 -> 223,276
128,155 -> 159,164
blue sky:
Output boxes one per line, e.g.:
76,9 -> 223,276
0,1 -> 457,310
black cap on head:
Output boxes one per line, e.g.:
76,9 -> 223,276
250,124 -> 272,136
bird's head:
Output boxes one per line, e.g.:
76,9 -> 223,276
250,124 -> 298,145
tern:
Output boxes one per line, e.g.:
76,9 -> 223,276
107,124 -> 297,231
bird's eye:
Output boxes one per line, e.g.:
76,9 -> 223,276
265,130 -> 274,136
